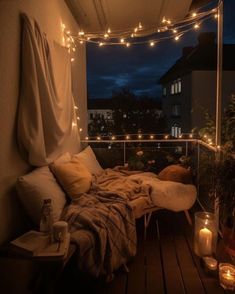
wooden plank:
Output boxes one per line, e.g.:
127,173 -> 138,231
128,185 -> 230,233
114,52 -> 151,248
103,269 -> 128,294
173,226 -> 206,293
145,213 -> 165,294
157,212 -> 186,294
126,218 -> 146,294
176,211 -> 225,294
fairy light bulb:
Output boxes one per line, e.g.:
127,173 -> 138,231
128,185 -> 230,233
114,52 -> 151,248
79,31 -> 84,36
80,40 -> 84,44
72,122 -> 77,127
79,128 -> 83,132
192,12 -> 197,17
126,42 -> 130,47
107,28 -> 111,33
120,38 -> 125,43
150,135 -> 154,139
77,116 -> 80,120
189,133 -> 193,138
164,135 -> 169,139
126,135 -> 130,140
138,134 -> 142,139
104,33 -> 109,39
85,136 -> 89,140
138,22 -> 142,29
99,42 -> 104,46
194,23 -> 200,29
87,37 -> 90,41
111,136 -> 116,140
150,41 -> 155,47
71,58 -> 75,62
162,17 -> 166,23
134,27 -> 138,33
74,106 -> 78,110
175,35 -> 180,41
214,13 -> 218,19
173,29 -> 177,33
97,136 -> 101,141
131,33 -> 134,38
66,30 -> 70,34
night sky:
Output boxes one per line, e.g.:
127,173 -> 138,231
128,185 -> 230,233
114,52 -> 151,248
87,0 -> 235,99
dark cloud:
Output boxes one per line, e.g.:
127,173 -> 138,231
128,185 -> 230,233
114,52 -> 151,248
87,0 -> 235,99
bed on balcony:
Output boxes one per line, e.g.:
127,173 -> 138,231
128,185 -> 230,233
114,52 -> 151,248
16,145 -> 197,278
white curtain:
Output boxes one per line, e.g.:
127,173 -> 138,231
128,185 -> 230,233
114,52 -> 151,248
18,14 -> 79,166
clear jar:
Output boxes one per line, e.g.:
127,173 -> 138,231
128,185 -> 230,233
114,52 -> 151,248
39,198 -> 53,234
194,211 -> 217,257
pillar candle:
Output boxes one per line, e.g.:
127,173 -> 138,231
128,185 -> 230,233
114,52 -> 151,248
199,227 -> 212,255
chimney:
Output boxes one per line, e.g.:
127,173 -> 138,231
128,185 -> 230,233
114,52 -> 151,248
198,32 -> 216,46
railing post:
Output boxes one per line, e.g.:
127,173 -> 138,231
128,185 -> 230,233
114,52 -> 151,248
185,141 -> 188,157
124,141 -> 126,165
197,141 -> 200,199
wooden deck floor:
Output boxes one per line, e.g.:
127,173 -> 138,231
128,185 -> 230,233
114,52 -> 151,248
58,209 -> 232,294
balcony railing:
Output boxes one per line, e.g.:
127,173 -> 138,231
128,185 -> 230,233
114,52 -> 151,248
81,136 -> 218,213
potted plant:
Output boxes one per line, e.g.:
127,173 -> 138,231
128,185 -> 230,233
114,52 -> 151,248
213,155 -> 235,255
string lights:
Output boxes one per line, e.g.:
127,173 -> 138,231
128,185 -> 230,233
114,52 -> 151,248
61,2 -> 218,50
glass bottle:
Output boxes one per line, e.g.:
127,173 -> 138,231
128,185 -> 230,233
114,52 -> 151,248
39,198 -> 53,234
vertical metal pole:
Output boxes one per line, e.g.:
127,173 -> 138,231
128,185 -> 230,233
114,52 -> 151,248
215,0 -> 223,148
124,141 -> 126,165
215,0 -> 223,228
185,141 -> 188,157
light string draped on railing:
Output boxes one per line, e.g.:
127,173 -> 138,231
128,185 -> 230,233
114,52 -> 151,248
81,133 -> 221,152
61,3 -> 219,54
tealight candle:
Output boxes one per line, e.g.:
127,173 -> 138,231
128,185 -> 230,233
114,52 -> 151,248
219,263 -> 235,290
203,257 -> 218,271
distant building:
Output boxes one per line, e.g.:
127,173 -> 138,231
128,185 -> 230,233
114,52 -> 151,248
159,32 -> 235,133
87,99 -> 113,125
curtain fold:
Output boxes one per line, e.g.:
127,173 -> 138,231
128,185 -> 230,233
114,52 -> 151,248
18,14 -> 79,166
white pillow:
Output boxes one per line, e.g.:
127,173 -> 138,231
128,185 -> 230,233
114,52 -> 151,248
73,146 -> 104,175
16,153 -> 71,225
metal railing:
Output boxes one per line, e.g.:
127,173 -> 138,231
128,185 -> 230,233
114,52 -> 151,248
81,138 -> 218,212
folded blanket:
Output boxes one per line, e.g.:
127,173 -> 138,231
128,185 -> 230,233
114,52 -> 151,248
62,191 -> 136,277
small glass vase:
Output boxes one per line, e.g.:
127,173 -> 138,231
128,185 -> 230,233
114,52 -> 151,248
194,212 -> 217,257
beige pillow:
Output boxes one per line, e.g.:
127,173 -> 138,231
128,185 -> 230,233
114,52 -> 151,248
16,166 -> 66,225
50,158 -> 92,199
73,146 -> 104,175
158,164 -> 192,184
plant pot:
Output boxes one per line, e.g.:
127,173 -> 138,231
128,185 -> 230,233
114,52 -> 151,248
222,225 -> 235,257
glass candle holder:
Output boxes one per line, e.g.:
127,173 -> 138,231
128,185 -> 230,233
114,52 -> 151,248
194,212 -> 217,257
219,263 -> 235,290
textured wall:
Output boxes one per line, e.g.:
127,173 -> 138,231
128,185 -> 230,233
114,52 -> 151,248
0,0 -> 87,244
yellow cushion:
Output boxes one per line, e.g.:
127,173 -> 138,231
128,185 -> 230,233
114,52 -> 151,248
50,158 -> 92,199
158,164 -> 192,184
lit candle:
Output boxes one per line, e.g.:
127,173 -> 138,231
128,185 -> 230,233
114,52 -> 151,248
199,227 -> 212,256
219,264 -> 235,290
203,257 -> 217,271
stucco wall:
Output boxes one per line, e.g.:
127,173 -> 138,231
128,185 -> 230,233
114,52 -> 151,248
0,0 -> 87,245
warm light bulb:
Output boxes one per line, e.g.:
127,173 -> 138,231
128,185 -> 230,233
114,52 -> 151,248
126,135 -> 130,140
107,28 -> 111,33
80,40 -> 84,44
79,31 -> 84,35
66,30 -> 71,34
99,42 -> 104,46
138,134 -> 142,139
79,128 -> 83,132
71,58 -> 75,62
189,133 -> 193,138
157,29 -> 161,33
87,37 -> 91,41
167,20 -> 171,24
194,23 -> 200,29
162,17 -> 166,23
72,48 -> 76,52
150,41 -> 155,47
97,136 -> 101,140
120,38 -> 125,43
164,135 -> 169,139
138,22 -> 142,29
150,135 -> 154,139
74,106 -> 78,109
134,27 -> 138,33
77,116 -> 80,120
85,136 -> 89,140
175,35 -> 180,41
214,14 -> 218,19
131,33 -> 134,38
126,42 -> 130,47
72,122 -> 76,127
179,134 -> 182,138
192,12 -> 197,17
173,29 -> 177,33
104,33 -> 109,39
111,136 -> 116,140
